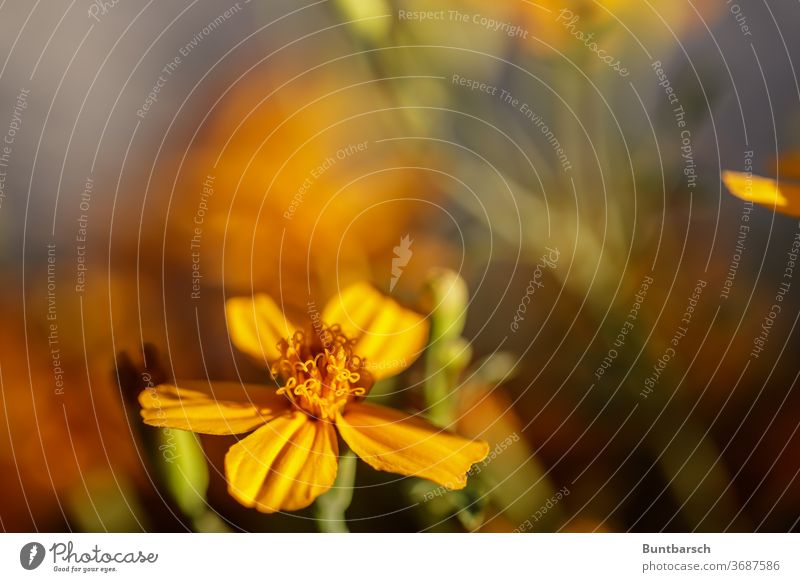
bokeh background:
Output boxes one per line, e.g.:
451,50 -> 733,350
1,0 -> 800,532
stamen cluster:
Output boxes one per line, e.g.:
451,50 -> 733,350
272,324 -> 373,421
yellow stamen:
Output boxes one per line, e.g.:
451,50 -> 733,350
272,325 -> 372,421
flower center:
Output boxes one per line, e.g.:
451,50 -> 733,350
272,324 -> 373,421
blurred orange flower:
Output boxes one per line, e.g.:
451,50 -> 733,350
161,70 -> 437,308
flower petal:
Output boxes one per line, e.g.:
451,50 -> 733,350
138,382 -> 289,435
322,282 -> 429,379
226,294 -> 298,364
336,402 -> 488,489
722,170 -> 800,217
225,412 -> 339,513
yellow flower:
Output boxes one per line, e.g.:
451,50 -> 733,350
139,283 -> 488,513
722,170 -> 800,217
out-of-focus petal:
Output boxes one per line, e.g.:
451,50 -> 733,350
225,412 -> 339,513
336,402 -> 488,489
322,283 -> 429,379
722,170 -> 800,217
226,294 -> 299,364
139,382 -> 289,435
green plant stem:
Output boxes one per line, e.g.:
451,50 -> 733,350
315,448 -> 357,533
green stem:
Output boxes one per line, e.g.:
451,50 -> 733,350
425,337 -> 470,428
423,270 -> 471,428
315,448 -> 357,533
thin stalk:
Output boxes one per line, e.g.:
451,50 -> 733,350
315,448 -> 357,533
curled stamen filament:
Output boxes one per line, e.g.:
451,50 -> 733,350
271,322 -> 372,420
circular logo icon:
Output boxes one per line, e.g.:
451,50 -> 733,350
20,542 -> 45,570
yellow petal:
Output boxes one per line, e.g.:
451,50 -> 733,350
226,294 -> 298,364
336,402 -> 488,489
722,170 -> 800,217
138,382 -> 288,435
322,283 -> 429,379
225,412 -> 339,513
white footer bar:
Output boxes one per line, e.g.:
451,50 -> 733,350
1,533 -> 797,581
